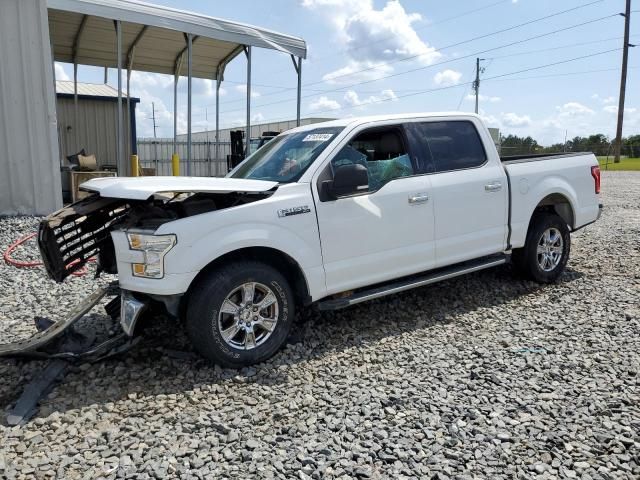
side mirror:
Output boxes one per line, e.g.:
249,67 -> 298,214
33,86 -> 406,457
323,164 -> 369,199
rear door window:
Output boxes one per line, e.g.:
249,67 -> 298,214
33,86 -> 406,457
413,121 -> 487,172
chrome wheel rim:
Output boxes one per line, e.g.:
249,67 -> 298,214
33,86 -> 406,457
217,282 -> 279,351
537,227 -> 564,272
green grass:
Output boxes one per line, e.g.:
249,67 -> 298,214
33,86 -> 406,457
597,157 -> 640,171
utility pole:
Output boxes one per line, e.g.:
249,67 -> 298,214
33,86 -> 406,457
614,0 -> 634,163
150,102 -> 158,174
151,102 -> 158,139
473,58 -> 485,114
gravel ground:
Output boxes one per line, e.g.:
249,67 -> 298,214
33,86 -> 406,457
0,171 -> 638,479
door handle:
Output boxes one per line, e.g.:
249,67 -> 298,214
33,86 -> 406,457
484,182 -> 502,192
408,193 -> 429,204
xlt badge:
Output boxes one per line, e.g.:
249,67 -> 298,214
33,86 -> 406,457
277,206 -> 311,218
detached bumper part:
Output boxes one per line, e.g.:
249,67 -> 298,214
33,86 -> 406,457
0,284 -> 118,357
120,291 -> 148,336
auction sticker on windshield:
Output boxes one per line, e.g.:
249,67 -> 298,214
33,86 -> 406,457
302,133 -> 333,142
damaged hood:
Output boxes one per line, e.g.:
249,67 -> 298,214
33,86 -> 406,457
80,176 -> 279,200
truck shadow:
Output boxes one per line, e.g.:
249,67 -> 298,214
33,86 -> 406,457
1,265 -> 584,423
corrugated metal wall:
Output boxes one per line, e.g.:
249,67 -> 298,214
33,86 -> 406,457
56,96 -> 133,168
137,140 -> 231,177
0,0 -> 62,216
177,118 -> 334,143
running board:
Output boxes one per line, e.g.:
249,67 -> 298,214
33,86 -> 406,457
317,255 -> 508,311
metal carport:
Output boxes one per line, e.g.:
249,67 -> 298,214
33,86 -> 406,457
47,0 -> 307,176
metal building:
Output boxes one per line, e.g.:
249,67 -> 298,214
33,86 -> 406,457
0,0 -> 62,215
56,81 -> 139,168
0,0 -> 306,215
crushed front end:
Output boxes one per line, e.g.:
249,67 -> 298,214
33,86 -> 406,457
2,185 -> 273,360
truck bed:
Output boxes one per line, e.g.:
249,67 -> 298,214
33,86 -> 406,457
501,151 -> 600,250
501,151 -> 591,164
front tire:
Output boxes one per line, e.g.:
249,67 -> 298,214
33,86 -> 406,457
186,261 -> 295,368
512,212 -> 570,283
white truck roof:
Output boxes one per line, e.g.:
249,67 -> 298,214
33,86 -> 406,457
286,112 -> 483,133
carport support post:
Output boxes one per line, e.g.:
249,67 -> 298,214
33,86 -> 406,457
291,55 -> 302,127
116,20 -> 124,176
215,72 -> 221,177
73,63 -> 79,148
245,46 -> 251,156
187,33 -> 193,176
127,66 -> 132,171
173,73 -> 178,154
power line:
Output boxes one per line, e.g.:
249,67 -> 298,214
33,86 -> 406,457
489,65 -> 639,82
456,66 -> 477,110
235,0 -> 515,82
208,13 -> 618,117
235,48 -> 623,125
194,2 -> 611,113
214,33 -> 638,102
313,0 -> 605,86
191,64 -> 640,130
487,34 -> 637,60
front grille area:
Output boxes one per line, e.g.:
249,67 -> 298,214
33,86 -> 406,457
38,195 -> 130,282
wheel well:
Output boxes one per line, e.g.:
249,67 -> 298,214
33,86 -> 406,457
185,247 -> 311,310
532,193 -> 575,229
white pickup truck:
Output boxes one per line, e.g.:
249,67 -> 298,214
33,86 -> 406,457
29,113 -> 602,367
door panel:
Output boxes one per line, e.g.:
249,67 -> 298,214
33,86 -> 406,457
430,165 -> 507,267
408,120 -> 508,267
316,175 -> 435,294
313,124 -> 436,295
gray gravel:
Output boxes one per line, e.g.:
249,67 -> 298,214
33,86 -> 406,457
1,171 -> 639,479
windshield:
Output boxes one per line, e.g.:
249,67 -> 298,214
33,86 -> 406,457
248,138 -> 261,155
229,127 -> 343,183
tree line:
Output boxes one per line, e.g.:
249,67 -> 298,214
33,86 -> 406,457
499,134 -> 640,157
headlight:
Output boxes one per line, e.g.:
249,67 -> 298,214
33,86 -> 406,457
127,232 -> 176,278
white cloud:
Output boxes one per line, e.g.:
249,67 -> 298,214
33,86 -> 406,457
322,61 -> 393,85
603,105 -> 637,114
591,94 -> 616,105
252,112 -> 265,122
234,84 -> 261,98
466,93 -> 501,103
54,63 -> 70,81
309,96 -> 341,112
433,69 -> 462,86
480,113 -> 500,127
501,112 -> 531,128
556,102 -> 595,118
135,92 -> 185,138
130,71 -> 224,98
130,71 -> 168,89
304,0 -> 440,84
343,89 -> 397,107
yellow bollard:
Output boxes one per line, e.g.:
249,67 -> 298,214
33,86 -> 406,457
172,153 -> 180,176
131,154 -> 139,177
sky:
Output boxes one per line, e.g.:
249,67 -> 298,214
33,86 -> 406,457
54,0 -> 639,145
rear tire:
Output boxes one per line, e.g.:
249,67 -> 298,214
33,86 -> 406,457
512,212 -> 570,283
186,261 -> 295,368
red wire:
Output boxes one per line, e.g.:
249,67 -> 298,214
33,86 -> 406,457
3,232 -> 93,276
